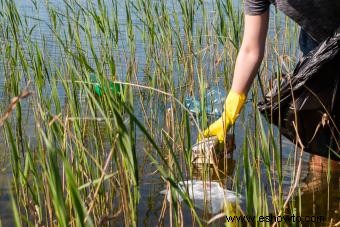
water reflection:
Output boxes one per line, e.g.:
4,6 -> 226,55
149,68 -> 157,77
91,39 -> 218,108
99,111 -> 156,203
298,155 -> 340,223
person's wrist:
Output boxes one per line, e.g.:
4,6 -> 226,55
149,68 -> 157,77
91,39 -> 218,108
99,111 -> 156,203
224,89 -> 246,124
228,89 -> 246,100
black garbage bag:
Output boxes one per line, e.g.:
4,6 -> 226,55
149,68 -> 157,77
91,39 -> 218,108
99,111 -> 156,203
258,29 -> 340,161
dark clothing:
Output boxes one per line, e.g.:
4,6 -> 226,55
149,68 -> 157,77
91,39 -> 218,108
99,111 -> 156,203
299,29 -> 319,56
244,0 -> 270,15
244,0 -> 340,43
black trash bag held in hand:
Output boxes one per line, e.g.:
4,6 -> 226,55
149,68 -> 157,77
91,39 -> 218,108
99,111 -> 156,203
258,29 -> 340,161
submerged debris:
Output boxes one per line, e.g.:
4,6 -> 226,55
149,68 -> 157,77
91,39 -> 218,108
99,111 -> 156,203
160,180 -> 243,214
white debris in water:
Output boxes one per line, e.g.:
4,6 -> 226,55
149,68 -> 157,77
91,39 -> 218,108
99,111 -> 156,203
191,136 -> 218,164
160,180 -> 243,214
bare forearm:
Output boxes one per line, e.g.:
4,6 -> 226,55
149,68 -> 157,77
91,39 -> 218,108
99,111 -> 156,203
230,12 -> 269,95
231,46 -> 264,94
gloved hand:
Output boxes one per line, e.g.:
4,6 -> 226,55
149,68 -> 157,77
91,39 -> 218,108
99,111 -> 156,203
200,90 -> 246,143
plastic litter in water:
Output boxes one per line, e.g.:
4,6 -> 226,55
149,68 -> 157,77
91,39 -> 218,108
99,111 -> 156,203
89,73 -> 123,97
160,180 -> 242,214
205,90 -> 225,117
191,136 -> 219,165
191,135 -> 235,165
184,96 -> 201,115
184,89 -> 224,118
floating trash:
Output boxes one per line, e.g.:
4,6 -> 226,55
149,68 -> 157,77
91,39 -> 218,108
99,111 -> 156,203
89,73 -> 124,97
206,90 -> 225,117
184,96 -> 201,115
184,89 -> 225,118
191,136 -> 219,165
191,135 -> 235,165
160,180 -> 242,214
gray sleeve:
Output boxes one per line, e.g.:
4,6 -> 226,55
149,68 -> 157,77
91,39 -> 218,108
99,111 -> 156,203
244,0 -> 271,15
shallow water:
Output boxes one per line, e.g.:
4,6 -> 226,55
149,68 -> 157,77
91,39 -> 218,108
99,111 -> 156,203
0,0 -> 339,226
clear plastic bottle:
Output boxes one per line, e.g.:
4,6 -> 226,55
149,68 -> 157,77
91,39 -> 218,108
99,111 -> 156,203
184,89 -> 224,118
205,90 -> 224,117
184,96 -> 201,115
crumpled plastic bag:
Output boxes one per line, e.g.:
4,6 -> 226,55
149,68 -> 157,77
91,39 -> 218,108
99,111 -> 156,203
258,28 -> 340,160
160,180 -> 243,214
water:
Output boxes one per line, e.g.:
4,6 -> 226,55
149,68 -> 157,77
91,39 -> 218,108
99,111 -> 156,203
0,0 -> 339,226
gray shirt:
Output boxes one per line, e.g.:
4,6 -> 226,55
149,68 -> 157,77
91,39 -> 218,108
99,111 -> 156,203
244,0 -> 340,43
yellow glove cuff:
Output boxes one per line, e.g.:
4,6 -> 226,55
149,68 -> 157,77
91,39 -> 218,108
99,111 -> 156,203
223,90 -> 246,125
199,90 -> 246,143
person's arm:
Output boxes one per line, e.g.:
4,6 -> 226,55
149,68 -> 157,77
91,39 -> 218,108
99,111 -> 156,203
200,10 -> 269,143
231,11 -> 269,95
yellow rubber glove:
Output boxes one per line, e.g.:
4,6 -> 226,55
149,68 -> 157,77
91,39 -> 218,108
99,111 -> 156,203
200,90 -> 246,142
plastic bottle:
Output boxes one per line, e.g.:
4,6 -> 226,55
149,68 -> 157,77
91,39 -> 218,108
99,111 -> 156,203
89,73 -> 123,97
184,89 -> 224,118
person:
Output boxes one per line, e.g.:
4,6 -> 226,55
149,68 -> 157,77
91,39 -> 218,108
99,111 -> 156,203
201,0 -> 340,144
